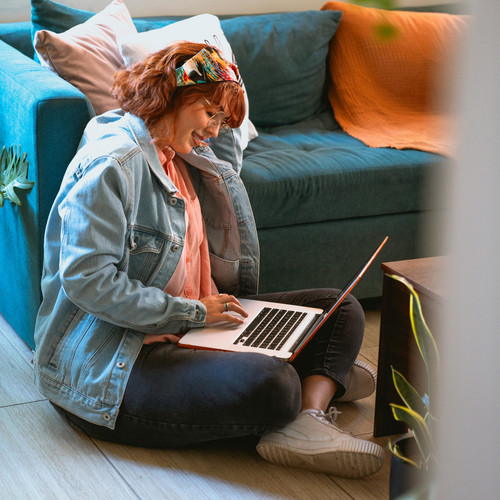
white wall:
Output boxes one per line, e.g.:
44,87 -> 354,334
1,0 -> 457,23
438,0 -> 500,496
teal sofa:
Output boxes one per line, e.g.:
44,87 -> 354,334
0,1 -> 450,349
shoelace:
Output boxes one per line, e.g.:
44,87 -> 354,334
321,407 -> 341,424
314,407 -> 354,436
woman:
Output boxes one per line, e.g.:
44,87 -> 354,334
34,42 -> 384,478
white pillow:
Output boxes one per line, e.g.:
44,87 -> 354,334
117,14 -> 258,147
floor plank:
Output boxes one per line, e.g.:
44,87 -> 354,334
0,303 -> 393,499
0,401 -> 137,499
93,436 -> 353,500
331,443 -> 391,500
361,304 -> 382,350
0,313 -> 34,365
335,396 -> 376,436
0,321 -> 44,407
359,347 -> 379,367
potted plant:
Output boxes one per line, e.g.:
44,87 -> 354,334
387,274 -> 440,499
0,145 -> 34,207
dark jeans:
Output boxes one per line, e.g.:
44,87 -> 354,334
61,289 -> 364,447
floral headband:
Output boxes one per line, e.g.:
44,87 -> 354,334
175,46 -> 240,87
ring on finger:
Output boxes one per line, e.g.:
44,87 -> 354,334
224,302 -> 229,312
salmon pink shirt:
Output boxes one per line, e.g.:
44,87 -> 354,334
157,146 -> 218,300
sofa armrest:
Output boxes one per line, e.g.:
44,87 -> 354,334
0,40 -> 94,347
0,40 -> 93,231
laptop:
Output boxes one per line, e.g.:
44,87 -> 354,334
179,236 -> 388,361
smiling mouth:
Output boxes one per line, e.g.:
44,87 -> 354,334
192,132 -> 207,146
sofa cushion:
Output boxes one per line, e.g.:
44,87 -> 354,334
32,0 -> 93,34
33,0 -> 136,115
0,21 -> 34,58
241,110 -> 447,230
32,2 -> 342,128
221,11 -> 342,127
31,0 -> 181,34
31,1 -> 253,171
321,1 -> 467,157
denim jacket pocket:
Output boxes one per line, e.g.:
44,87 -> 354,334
123,226 -> 167,284
47,308 -> 97,382
210,253 -> 240,294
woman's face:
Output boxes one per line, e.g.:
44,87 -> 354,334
168,98 -> 226,154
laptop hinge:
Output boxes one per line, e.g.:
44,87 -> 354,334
290,313 -> 324,353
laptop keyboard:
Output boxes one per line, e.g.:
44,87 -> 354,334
234,307 -> 307,350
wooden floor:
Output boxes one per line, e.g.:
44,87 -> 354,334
0,301 -> 399,499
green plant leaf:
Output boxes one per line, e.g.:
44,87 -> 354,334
388,438 -> 421,469
391,367 -> 428,417
387,274 -> 440,470
352,0 -> 396,7
388,274 -> 441,413
390,403 -> 433,469
351,0 -> 399,40
409,292 -> 440,410
0,145 -> 34,206
374,22 -> 399,40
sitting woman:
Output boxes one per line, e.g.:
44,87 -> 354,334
33,41 -> 384,478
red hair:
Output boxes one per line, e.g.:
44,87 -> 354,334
111,42 -> 245,139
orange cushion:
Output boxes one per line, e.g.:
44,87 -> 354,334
321,2 -> 468,156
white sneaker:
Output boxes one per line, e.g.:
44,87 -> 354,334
335,359 -> 377,402
256,408 -> 384,477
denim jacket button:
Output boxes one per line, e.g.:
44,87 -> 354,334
171,244 -> 180,252
117,361 -> 125,369
103,413 -> 111,421
169,197 -> 177,206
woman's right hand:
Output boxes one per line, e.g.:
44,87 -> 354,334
200,293 -> 248,326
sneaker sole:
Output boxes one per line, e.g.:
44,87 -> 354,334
257,439 -> 384,478
336,359 -> 378,403
353,358 -> 378,385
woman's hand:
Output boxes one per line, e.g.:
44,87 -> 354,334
142,294 -> 248,344
200,293 -> 248,326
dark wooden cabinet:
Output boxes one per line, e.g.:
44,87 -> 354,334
374,257 -> 447,437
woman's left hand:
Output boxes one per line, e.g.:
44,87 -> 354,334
200,293 -> 248,326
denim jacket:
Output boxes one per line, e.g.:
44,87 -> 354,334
33,110 -> 260,428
